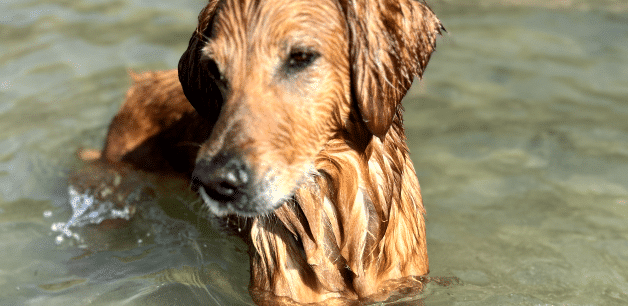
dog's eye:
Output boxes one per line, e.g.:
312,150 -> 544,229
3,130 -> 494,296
202,57 -> 225,84
286,49 -> 319,71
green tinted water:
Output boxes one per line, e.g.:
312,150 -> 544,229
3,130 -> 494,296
1,0 -> 627,305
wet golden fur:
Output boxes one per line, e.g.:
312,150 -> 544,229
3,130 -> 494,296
89,0 -> 443,304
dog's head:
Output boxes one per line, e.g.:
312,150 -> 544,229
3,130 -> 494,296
179,0 -> 442,217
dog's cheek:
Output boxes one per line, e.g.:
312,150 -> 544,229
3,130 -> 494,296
317,74 -> 352,138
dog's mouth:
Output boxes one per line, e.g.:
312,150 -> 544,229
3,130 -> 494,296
196,184 -> 286,217
191,170 -> 301,218
190,149 -> 318,217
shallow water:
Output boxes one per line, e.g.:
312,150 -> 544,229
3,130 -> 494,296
1,0 -> 627,305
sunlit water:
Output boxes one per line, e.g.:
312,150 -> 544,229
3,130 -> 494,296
1,0 -> 627,305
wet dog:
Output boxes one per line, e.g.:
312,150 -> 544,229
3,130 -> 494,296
82,0 -> 443,304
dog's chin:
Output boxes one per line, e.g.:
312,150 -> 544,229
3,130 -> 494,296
198,186 -> 285,218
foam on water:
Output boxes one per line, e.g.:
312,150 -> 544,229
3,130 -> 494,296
51,186 -> 133,244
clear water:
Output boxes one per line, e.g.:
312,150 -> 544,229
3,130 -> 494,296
1,0 -> 627,305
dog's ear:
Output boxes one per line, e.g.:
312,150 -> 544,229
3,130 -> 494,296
178,1 -> 222,123
344,0 -> 443,140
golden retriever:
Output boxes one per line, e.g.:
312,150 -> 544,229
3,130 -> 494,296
79,0 -> 443,304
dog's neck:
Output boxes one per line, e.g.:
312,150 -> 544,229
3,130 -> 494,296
248,118 -> 428,304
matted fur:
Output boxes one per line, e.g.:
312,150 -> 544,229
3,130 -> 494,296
91,0 -> 443,304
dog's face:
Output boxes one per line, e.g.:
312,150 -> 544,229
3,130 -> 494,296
179,0 -> 442,217
185,0 -> 351,216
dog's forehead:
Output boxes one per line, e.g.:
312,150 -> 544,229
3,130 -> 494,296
206,0 -> 346,55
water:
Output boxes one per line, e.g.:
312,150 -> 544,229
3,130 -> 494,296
1,0 -> 627,305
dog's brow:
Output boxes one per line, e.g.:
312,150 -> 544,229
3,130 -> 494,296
201,45 -> 214,58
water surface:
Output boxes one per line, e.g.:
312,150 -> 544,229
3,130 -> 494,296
1,0 -> 627,305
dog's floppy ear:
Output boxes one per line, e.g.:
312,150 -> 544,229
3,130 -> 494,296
344,0 -> 443,140
178,1 -> 222,122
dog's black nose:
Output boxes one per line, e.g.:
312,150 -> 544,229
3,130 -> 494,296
191,152 -> 250,204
